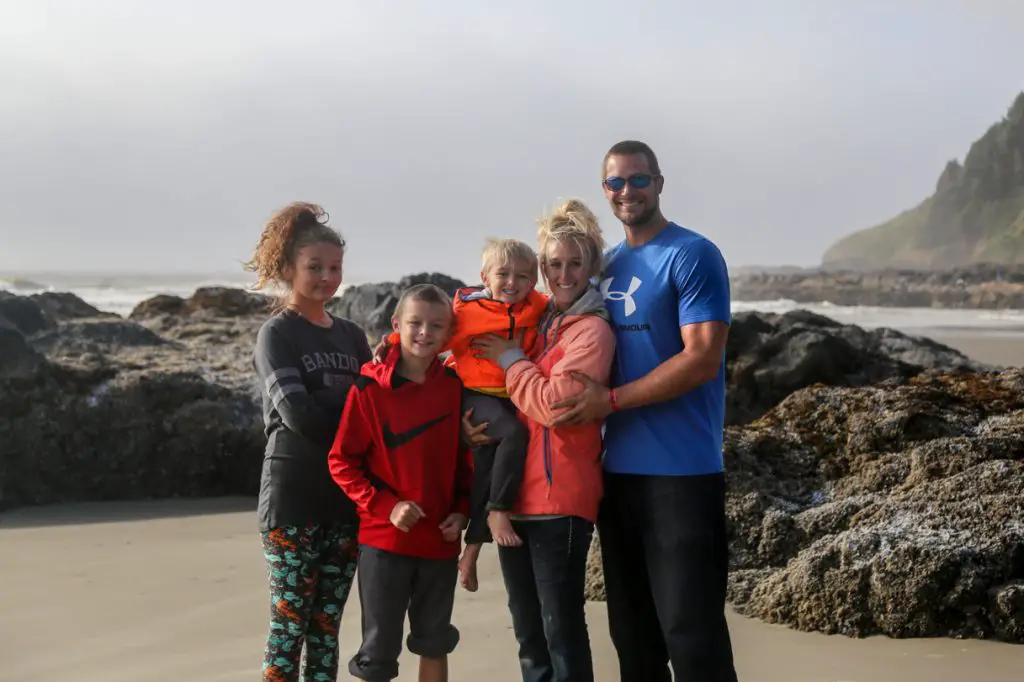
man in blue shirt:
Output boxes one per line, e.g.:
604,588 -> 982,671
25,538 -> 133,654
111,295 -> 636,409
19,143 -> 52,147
551,140 -> 738,682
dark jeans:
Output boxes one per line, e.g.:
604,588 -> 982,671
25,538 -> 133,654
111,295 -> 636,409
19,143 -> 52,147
462,390 -> 529,545
348,546 -> 459,681
497,516 -> 595,682
599,472 -> 738,682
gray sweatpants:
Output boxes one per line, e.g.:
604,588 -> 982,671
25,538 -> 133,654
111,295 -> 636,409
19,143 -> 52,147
348,545 -> 460,681
461,389 -> 529,545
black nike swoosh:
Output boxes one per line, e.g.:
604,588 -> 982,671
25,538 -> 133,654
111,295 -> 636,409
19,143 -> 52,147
382,413 -> 450,450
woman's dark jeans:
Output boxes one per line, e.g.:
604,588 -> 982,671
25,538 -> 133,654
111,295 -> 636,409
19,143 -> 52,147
497,515 -> 595,682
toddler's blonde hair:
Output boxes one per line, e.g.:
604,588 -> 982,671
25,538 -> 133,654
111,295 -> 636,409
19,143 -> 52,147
480,238 -> 538,276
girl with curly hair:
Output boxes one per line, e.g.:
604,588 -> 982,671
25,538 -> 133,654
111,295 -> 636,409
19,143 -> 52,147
245,202 -> 371,681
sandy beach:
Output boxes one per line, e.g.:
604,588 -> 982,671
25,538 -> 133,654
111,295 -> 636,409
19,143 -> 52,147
1,498 -> 1020,682
926,331 -> 1024,368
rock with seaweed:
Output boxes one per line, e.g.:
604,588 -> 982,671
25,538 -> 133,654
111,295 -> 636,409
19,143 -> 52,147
0,293 -> 264,512
586,370 -> 1024,642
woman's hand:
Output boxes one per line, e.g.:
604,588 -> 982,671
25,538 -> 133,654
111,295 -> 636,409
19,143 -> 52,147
461,408 -> 494,447
372,336 -> 391,363
471,332 -> 522,363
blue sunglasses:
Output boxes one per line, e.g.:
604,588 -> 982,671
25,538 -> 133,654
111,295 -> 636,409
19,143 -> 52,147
603,173 -> 655,192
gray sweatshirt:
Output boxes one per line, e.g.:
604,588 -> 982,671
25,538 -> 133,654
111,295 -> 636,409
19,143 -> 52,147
252,309 -> 371,531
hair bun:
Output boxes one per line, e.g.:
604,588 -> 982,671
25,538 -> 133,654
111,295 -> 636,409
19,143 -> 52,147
557,198 -> 589,218
535,197 -> 605,276
293,204 -> 327,231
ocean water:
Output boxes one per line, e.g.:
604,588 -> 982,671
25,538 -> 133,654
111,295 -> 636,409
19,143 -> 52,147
3,274 -> 1024,336
0,274 -> 256,318
730,299 -> 1024,335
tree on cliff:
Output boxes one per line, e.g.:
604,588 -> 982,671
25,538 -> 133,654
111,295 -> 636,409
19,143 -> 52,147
823,91 -> 1024,269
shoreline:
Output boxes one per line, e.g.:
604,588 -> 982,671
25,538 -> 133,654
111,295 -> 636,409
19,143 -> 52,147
5,276 -> 1024,316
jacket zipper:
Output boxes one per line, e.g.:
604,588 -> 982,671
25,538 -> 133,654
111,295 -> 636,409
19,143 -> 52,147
543,426 -> 553,498
540,311 -> 561,497
507,304 -> 516,340
534,307 -> 564,497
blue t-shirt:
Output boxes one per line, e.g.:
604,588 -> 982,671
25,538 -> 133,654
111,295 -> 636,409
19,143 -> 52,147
600,223 -> 731,476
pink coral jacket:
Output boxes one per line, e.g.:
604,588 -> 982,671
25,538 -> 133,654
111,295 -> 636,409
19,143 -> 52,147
499,287 -> 616,523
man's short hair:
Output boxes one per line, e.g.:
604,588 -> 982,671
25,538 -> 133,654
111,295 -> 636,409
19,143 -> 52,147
603,140 -> 661,176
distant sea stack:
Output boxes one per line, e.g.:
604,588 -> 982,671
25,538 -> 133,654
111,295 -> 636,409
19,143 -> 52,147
822,91 -> 1024,270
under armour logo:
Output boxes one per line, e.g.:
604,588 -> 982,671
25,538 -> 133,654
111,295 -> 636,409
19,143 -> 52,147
600,276 -> 642,317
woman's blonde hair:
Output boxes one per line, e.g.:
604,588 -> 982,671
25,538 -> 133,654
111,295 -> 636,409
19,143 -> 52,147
536,198 -> 605,277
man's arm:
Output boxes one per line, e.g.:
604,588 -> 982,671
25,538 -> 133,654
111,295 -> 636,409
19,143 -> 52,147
502,319 -> 616,426
613,320 -> 728,410
550,238 -> 730,425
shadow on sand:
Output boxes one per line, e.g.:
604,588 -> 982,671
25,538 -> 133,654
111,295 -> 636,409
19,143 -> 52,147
0,496 -> 257,530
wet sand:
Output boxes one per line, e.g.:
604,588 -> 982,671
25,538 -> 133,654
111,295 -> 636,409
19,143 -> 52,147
1,499 -> 1020,682
926,330 -> 1024,368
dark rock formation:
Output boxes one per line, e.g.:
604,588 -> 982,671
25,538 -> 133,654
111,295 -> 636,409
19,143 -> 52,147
186,286 -> 272,317
130,286 -> 271,320
328,273 -> 468,342
29,292 -> 116,321
32,319 -> 170,357
0,358 -> 264,511
0,293 -> 264,512
0,290 -> 55,336
724,309 -> 987,425
731,266 -> 1024,309
130,293 -> 189,318
0,324 -> 45,380
586,370 -> 1024,642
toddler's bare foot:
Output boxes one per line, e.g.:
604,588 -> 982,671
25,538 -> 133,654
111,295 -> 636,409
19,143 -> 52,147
458,545 -> 481,592
488,511 -> 522,547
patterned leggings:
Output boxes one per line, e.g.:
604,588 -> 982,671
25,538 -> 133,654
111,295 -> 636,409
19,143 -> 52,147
261,522 -> 359,682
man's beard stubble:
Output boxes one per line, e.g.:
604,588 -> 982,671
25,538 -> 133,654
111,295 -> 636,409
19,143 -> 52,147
618,198 -> 659,229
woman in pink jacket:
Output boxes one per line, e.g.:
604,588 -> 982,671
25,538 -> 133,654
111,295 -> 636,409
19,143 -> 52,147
472,198 -> 616,682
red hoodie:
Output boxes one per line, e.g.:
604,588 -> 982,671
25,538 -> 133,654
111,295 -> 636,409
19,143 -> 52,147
328,345 -> 472,560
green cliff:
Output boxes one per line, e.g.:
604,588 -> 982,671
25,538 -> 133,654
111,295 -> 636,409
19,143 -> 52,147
823,92 -> 1024,269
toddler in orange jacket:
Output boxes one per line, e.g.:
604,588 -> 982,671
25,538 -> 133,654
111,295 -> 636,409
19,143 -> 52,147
455,238 -> 546,591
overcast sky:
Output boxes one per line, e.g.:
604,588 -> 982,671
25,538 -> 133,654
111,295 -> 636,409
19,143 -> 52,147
2,1 -> 1023,283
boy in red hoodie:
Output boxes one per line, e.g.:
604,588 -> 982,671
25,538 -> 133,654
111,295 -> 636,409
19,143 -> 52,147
377,239 -> 547,593
329,283 -> 472,682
